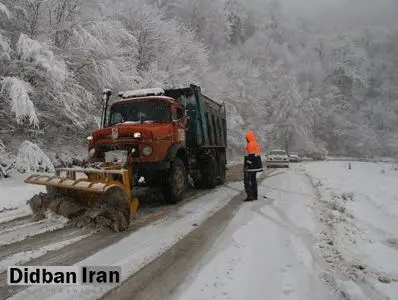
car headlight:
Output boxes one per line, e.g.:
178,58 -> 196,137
88,148 -> 96,158
142,146 -> 153,156
133,132 -> 141,138
87,135 -> 93,141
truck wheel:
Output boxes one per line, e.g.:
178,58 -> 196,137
200,156 -> 217,189
217,152 -> 226,185
165,158 -> 187,204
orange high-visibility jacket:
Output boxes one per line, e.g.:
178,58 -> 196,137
245,130 -> 261,155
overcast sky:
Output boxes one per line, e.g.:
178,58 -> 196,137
279,0 -> 398,30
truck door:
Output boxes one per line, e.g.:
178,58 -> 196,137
173,107 -> 186,146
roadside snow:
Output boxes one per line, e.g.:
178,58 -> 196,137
10,182 -> 245,300
172,168 -> 339,300
227,159 -> 243,167
305,161 -> 398,300
0,172 -> 45,223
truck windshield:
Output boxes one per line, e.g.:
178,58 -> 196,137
108,101 -> 171,126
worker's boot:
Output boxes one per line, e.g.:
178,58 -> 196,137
244,194 -> 254,201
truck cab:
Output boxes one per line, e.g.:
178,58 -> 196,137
88,89 -> 186,163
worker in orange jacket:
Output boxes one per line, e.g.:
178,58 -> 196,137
244,130 -> 263,201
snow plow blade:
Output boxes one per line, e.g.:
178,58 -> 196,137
24,167 -> 139,232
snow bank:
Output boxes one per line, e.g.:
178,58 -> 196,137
306,161 -> 398,299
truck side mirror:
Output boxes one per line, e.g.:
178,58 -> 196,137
102,89 -> 112,102
173,108 -> 188,122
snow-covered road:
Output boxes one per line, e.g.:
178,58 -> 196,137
171,162 -> 398,300
172,167 -> 340,300
6,182 -> 250,300
1,161 -> 398,300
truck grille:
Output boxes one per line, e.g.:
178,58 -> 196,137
96,143 -> 140,158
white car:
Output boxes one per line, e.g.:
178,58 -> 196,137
266,150 -> 289,168
288,153 -> 302,163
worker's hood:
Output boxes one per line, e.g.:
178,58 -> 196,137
246,130 -> 256,143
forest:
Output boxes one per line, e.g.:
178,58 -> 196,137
1,0 -> 398,170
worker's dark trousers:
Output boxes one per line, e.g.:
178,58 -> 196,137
244,171 -> 258,199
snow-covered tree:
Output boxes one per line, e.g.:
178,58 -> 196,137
1,0 -> 398,169
1,76 -> 39,127
15,141 -> 55,173
0,139 -> 13,178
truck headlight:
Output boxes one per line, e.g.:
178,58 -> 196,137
133,132 -> 141,138
87,135 -> 93,141
142,146 -> 153,156
88,148 -> 96,158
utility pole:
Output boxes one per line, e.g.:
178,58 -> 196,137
286,127 -> 290,154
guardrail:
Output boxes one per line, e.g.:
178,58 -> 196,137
305,157 -> 398,163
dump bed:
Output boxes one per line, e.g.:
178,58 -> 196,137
165,84 -> 227,149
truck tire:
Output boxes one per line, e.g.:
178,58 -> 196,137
199,156 -> 217,189
217,152 -> 226,185
165,158 -> 187,204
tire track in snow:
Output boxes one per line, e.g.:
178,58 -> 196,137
100,171 -> 272,300
0,210 -> 167,299
0,207 -> 32,225
0,226 -> 90,262
0,216 -> 69,247
0,233 -> 92,273
0,216 -> 31,232
0,164 -> 247,299
0,188 -> 215,299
